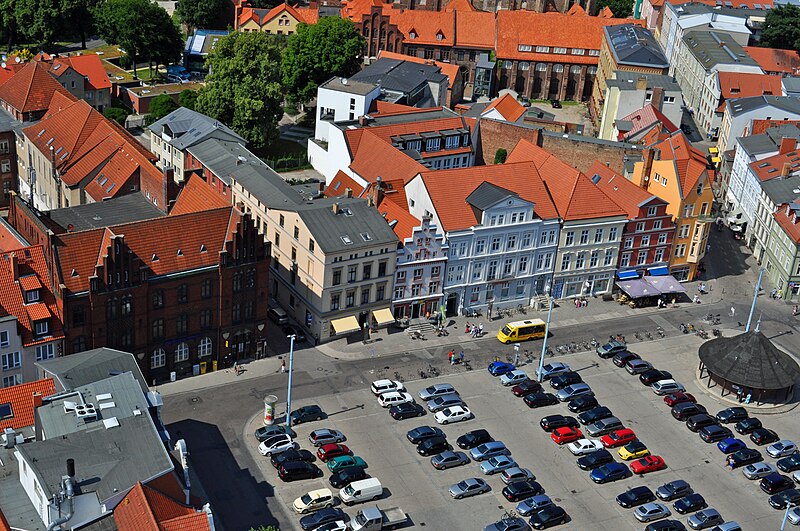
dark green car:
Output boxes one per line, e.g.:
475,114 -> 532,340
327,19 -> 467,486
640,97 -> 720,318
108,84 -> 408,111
327,455 -> 367,473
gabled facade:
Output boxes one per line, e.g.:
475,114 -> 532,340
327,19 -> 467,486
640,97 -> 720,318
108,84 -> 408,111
598,72 -> 682,141
39,54 -> 112,112
0,61 -> 76,122
236,2 -> 318,35
766,201 -> 800,300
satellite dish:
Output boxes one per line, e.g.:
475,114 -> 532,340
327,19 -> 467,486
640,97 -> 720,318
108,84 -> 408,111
15,56 -> 21,63
1,63 -> 5,69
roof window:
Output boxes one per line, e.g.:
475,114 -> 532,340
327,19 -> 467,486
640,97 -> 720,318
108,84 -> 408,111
341,235 -> 353,245
152,253 -> 159,261
0,403 -> 12,420
177,249 -> 183,256
360,232 -> 373,242
200,244 -> 207,252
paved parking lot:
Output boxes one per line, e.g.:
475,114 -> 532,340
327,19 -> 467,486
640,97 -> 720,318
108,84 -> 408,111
246,331 -> 799,530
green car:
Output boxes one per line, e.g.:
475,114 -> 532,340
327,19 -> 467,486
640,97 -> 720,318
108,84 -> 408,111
327,455 -> 367,473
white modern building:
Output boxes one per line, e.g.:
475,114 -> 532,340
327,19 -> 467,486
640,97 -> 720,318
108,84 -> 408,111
717,96 -> 800,154
598,72 -> 682,141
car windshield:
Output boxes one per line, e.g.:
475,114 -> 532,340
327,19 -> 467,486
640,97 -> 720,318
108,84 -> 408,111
501,326 -> 512,336
300,493 -> 313,504
457,481 -> 468,489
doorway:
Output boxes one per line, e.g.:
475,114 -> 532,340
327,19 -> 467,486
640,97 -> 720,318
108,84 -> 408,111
411,302 -> 422,319
446,292 -> 459,316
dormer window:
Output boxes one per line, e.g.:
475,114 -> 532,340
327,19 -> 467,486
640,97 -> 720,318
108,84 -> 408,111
409,30 -> 417,39
34,319 -> 49,337
436,31 -> 444,41
25,289 -> 40,303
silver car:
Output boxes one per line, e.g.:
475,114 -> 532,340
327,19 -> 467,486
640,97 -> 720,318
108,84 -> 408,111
516,494 -> 553,516
308,429 -> 345,446
430,450 -> 470,470
626,359 -> 653,375
742,462 -> 777,480
556,383 -> 593,402
500,467 -> 535,484
634,502 -> 671,522
586,416 -> 623,437
480,455 -> 517,475
426,393 -> 464,413
449,477 -> 490,499
687,508 -> 723,529
536,362 -> 571,381
419,383 -> 458,401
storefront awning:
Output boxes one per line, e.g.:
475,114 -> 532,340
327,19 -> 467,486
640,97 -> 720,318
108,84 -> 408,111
644,275 -> 688,294
647,266 -> 670,276
616,278 -> 660,298
331,316 -> 360,335
617,270 -> 639,280
372,308 -> 395,326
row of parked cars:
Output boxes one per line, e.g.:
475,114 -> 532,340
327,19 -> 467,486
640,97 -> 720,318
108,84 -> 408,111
371,379 -> 475,425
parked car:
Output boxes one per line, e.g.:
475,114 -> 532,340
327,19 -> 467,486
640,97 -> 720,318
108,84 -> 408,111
418,383 -> 457,401
734,417 -> 762,435
524,392 -> 559,408
588,417 -> 625,437
470,441 -> 510,461
309,429 -> 345,446
539,415 -> 578,432
317,444 -> 351,462
434,405 -> 473,425
578,406 -> 613,426
631,456 -> 667,474
329,466 -> 368,488
258,434 -> 297,456
501,467 -> 535,484
760,472 -> 794,494
536,362 -> 571,380
640,369 -> 673,386
652,379 -> 686,396
299,508 -> 347,530
407,426 -> 445,444
664,392 -> 696,407
282,324 -> 307,343
378,392 -> 414,408
672,403 -> 707,421
278,461 -> 323,482
777,454 -> 800,472
512,379 -> 543,397
567,395 -> 599,413
551,426 -> 583,445
529,506 -> 568,529
600,428 -> 637,448
686,414 -> 718,433
327,455 -> 367,473
290,405 -> 325,424
699,425 -> 733,443
480,454 -> 517,475
618,440 -> 649,460
767,439 -> 797,458
255,424 -> 296,442
426,393 -> 463,413
656,480 -> 692,501
488,361 -> 516,376
549,372 -> 582,390
750,428 -> 780,446
673,493 -> 707,515
516,495 -> 553,516
577,449 -> 614,470
742,461 -> 776,480
556,383 -> 593,402
417,436 -> 450,456
390,402 -> 426,420
716,438 -> 746,454
567,438 -> 603,456
293,488 -> 334,514
370,379 -> 406,395
500,370 -> 529,386
645,522 -> 686,531
715,407 -> 748,424
483,517 -> 529,531
727,447 -> 763,468
502,479 -> 545,502
635,502 -> 671,523
457,429 -> 493,449
590,462 -> 631,483
626,359 -> 653,375
616,485 -> 656,508
613,351 -> 640,367
449,477 -> 490,499
430,450 -> 470,470
687,509 -> 723,530
769,488 -> 800,509
596,340 -> 627,358
550,99 -> 562,109
271,448 -> 315,469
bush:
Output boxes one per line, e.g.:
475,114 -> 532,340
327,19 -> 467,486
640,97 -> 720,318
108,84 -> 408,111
149,93 -> 179,122
179,89 -> 198,110
103,107 -> 129,125
494,148 -> 508,164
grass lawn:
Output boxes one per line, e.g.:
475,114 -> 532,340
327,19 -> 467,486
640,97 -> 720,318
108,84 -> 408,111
268,139 -> 307,157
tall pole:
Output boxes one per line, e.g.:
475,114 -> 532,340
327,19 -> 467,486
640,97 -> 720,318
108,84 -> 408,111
538,291 -> 554,383
285,334 -> 296,427
745,268 -> 765,332
780,502 -> 795,531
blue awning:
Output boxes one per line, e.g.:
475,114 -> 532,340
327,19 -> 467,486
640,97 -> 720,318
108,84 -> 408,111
617,270 -> 639,280
648,266 -> 670,276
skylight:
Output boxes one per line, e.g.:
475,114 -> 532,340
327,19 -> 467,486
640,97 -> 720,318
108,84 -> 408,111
0,403 -> 12,420
341,235 -> 353,245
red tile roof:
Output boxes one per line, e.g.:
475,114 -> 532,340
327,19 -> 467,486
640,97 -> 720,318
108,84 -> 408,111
59,54 -> 112,91
170,174 -> 230,216
114,482 -> 211,531
377,196 -> 420,240
748,146 -> 800,181
0,379 -> 55,431
653,132 -> 710,196
325,170 -> 365,197
0,221 -> 28,253
420,161 -> 559,231
0,61 -> 77,114
773,202 -> 800,244
743,47 -> 800,76
750,119 -> 800,136
454,11 -> 496,49
617,103 -> 679,140
444,0 -> 476,11
369,100 -> 431,116
482,93 -> 526,122
587,161 -> 662,219
18,274 -> 42,291
0,246 -> 63,346
396,10 -> 456,46
238,2 -> 318,27
717,71 -> 783,111
377,50 -> 460,89
56,208 -> 236,294
349,130 -> 427,184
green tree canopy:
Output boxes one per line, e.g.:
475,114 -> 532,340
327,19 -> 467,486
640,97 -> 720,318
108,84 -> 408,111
596,0 -> 633,17
196,31 -> 284,149
761,5 -> 800,52
149,94 -> 179,121
281,17 -> 364,104
175,0 -> 227,32
103,106 -> 129,125
179,89 -> 199,110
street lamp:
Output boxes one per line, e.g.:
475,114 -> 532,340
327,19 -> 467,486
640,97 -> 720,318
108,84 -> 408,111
514,344 -> 520,367
285,334 -> 296,427
538,282 -> 554,383
781,502 -> 796,530
745,268 -> 765,332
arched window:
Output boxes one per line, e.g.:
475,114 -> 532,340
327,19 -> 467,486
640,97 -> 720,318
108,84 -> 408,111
570,65 -> 582,74
121,295 -> 133,316
552,64 -> 564,73
536,63 -> 547,71
198,337 -> 212,357
106,298 -> 117,320
519,62 -> 530,71
175,342 -> 189,363
151,348 -> 166,369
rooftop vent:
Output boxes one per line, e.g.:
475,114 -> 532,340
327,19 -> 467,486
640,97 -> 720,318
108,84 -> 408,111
74,403 -> 97,422
177,249 -> 183,256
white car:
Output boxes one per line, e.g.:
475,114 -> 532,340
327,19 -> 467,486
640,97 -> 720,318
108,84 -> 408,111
742,462 -> 777,480
258,434 -> 297,456
787,507 -> 800,525
767,440 -> 797,458
434,405 -> 473,425
567,438 -> 603,456
292,488 -> 334,513
651,379 -> 685,396
795,470 -> 800,484
370,379 -> 405,395
377,391 -> 413,408
500,370 -> 528,386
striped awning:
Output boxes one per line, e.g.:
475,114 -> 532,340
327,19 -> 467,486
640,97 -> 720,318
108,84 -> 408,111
330,316 -> 360,335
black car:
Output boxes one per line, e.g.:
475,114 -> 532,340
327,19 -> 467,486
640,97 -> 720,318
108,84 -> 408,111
645,521 -> 687,531
671,402 -> 707,421
735,417 -> 762,435
728,448 -> 763,468
407,426 -> 445,444
640,369 -> 672,386
539,415 -> 578,432
750,428 -> 780,446
524,392 -> 559,408
457,429 -> 493,449
578,406 -> 613,426
281,324 -> 307,343
512,379 -> 544,397
417,436 -> 450,456
549,372 -> 582,390
278,461 -> 322,482
502,479 -> 545,502
716,407 -> 748,424
390,402 -> 425,420
270,448 -> 315,469
777,454 -> 800,472
577,448 -> 614,470
761,472 -> 794,494
699,425 -> 732,443
329,466 -> 368,488
769,488 -> 800,509
529,505 -> 568,529
673,493 -> 706,515
299,507 -> 347,530
686,414 -> 718,432
567,395 -> 599,413
616,486 -> 656,508
254,425 -> 297,442
290,405 -> 324,425
612,351 -> 640,367
550,99 -> 562,109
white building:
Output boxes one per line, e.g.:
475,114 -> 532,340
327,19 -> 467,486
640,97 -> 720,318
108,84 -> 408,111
598,72 -> 683,141
717,96 -> 800,154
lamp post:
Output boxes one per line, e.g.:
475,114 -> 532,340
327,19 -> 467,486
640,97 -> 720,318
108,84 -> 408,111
514,344 -> 520,367
538,282 -> 554,383
745,268 -> 765,332
781,502 -> 796,530
285,334 -> 296,427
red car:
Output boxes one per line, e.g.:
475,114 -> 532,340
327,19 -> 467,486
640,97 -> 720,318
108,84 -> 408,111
601,429 -> 637,448
663,392 -> 696,407
317,443 -> 351,461
551,426 -> 583,445
630,455 -> 667,474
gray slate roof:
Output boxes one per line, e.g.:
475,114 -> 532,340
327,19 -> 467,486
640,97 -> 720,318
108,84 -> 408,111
783,76 -> 800,93
149,107 -> 243,150
739,133 -> 780,156
230,163 -> 305,209
760,173 -> 800,204
36,347 -> 149,394
320,76 -> 378,96
466,182 -> 517,211
682,30 -> 757,70
698,331 -> 800,389
605,24 -> 669,69
606,71 -> 681,92
186,137 -> 267,186
727,95 -> 800,117
47,194 -> 165,232
352,58 -> 448,96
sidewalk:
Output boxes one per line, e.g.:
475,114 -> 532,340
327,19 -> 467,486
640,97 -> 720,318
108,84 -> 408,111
155,354 -> 288,397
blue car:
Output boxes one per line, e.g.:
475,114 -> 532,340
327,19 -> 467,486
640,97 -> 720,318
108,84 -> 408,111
590,462 -> 631,484
718,437 -> 747,454
488,361 -> 516,376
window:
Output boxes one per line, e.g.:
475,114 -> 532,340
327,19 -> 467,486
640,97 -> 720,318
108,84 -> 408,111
575,253 -> 586,269
34,320 -> 49,336
561,253 -> 571,270
175,343 -> 189,363
475,240 -> 486,254
518,44 -> 532,52
636,222 -> 646,232
26,289 -> 39,303
0,331 -> 7,348
177,284 -> 188,303
503,259 -> 513,276
487,260 -> 498,280
589,50 -> 600,56
291,247 -> 297,261
604,251 -> 614,266
73,336 -> 87,353
177,313 -> 189,334
330,293 -> 340,311
624,237 -> 634,249
637,251 -> 648,266
200,309 -> 212,329
536,63 -> 547,71
490,237 -> 502,252
552,65 -> 564,73
332,268 -> 342,285
700,202 -> 708,216
309,239 -> 315,253
647,206 -> 658,217
345,291 -> 355,308
608,227 -> 618,241
594,229 -> 603,243
696,183 -> 703,196
535,46 -> 550,53
198,337 -> 212,357
377,284 -> 385,301
396,270 -> 406,281
674,243 -> 686,257
152,318 -> 165,339
654,248 -> 665,262
565,231 -> 575,246
347,266 -> 357,283
378,261 -> 387,277
151,348 -> 166,369
683,204 -> 695,217
553,47 -> 567,54
641,235 -> 651,246
121,296 -> 132,316
293,226 -> 299,239
579,230 -> 589,244
394,286 -> 404,299
472,262 -> 483,280
678,224 -> 690,238
1,160 -> 10,173
503,60 -> 512,69
153,290 -> 164,309
589,250 -> 599,268
232,303 -> 241,323
1,351 -> 20,370
36,343 -> 55,361
518,256 -> 528,273
572,48 -> 585,55
3,375 -> 21,387
620,252 -> 631,267
658,232 -> 668,245
279,214 -> 285,227
425,137 -> 441,151
653,220 -> 662,230
361,288 -> 370,305
519,62 -> 530,71
201,279 -> 212,299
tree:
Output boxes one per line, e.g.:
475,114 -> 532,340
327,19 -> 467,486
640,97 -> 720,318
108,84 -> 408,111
761,5 -> 800,52
281,17 -> 364,104
596,0 -> 633,18
103,106 -> 129,125
196,31 -> 284,149
12,0 -> 61,47
176,0 -> 226,32
179,89 -> 198,110
149,94 -> 179,121
94,0 -> 182,78
494,148 -> 508,164
60,0 -> 99,49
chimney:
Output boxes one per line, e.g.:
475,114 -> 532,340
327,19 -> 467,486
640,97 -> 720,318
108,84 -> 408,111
318,181 -> 325,193
641,148 -> 656,189
344,187 -> 353,198
779,137 -> 796,155
332,202 -> 340,214
636,77 -> 648,90
9,252 -> 18,280
358,115 -> 368,126
32,392 -> 43,409
367,176 -> 386,207
651,87 -> 665,113
67,458 -> 75,479
781,162 -> 792,177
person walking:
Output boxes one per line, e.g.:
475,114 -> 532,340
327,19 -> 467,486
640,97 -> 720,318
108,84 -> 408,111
730,306 -> 735,317
459,351 -> 464,363
478,323 -> 484,336
280,359 -> 286,373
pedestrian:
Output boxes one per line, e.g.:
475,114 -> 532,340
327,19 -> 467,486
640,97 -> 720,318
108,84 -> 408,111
582,298 -> 588,308
730,306 -> 736,317
778,290 -> 783,300
478,323 -> 484,336
459,351 -> 464,363
671,297 -> 676,307
727,456 -> 734,470
280,359 -> 286,373
771,288 -> 778,299
471,325 -> 478,338
465,322 -> 470,334
575,298 -> 580,308
793,305 -> 798,316
657,298 -> 663,309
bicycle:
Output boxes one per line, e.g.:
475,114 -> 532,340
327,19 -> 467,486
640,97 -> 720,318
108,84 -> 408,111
645,331 -> 652,340
394,371 -> 404,383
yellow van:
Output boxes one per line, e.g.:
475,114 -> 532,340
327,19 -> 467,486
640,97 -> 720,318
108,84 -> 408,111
496,319 -> 546,344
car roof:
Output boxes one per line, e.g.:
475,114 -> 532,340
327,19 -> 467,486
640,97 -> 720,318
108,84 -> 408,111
373,379 -> 393,386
